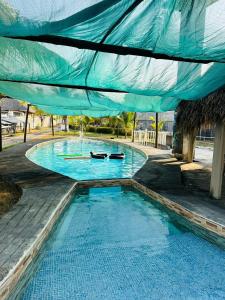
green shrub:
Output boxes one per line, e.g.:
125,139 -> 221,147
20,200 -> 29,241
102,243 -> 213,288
87,125 -> 96,133
117,128 -> 132,136
96,127 -> 113,134
69,125 -> 80,130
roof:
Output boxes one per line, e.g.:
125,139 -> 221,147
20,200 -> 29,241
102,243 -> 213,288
137,112 -> 174,122
176,88 -> 225,133
2,116 -> 24,125
0,98 -> 35,113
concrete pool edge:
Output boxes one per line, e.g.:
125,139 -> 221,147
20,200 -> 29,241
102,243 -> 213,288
131,180 -> 225,238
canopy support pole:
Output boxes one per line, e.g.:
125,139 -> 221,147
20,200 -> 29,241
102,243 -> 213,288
172,110 -> 183,159
182,133 -> 194,162
132,112 -> 136,142
210,122 -> 225,199
155,112 -> 158,148
63,116 -> 69,132
24,104 -> 30,143
183,130 -> 196,162
0,106 -> 2,152
51,115 -> 54,136
173,3 -> 205,161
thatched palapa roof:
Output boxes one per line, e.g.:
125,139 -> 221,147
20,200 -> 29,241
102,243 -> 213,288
176,88 -> 225,133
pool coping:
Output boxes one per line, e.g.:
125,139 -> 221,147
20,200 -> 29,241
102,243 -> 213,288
1,138 -> 225,299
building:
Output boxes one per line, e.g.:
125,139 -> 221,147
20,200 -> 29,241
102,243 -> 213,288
136,111 -> 174,132
0,97 -> 60,133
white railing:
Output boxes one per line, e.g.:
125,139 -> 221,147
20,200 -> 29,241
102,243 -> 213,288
134,130 -> 172,146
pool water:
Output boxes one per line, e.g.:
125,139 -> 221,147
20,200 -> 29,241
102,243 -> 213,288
27,139 -> 146,180
20,186 -> 225,300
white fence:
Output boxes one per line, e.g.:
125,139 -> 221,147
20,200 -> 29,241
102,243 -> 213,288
134,130 -> 172,147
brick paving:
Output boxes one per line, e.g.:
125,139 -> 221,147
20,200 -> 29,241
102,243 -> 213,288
115,139 -> 225,225
0,138 -> 75,285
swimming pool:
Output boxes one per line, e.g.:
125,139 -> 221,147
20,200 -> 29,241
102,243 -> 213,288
19,186 -> 225,300
26,139 -> 146,180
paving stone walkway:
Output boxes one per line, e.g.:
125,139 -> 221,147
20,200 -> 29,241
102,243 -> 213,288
137,157 -> 225,225
0,138 -> 76,290
116,139 -> 225,226
2,127 -> 61,149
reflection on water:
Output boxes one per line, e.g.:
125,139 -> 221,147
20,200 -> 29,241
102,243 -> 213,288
21,186 -> 225,300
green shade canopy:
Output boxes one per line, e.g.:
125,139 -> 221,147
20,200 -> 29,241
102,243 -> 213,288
0,0 -> 224,116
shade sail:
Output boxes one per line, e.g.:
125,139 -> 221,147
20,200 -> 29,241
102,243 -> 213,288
0,0 -> 225,116
0,81 -> 179,115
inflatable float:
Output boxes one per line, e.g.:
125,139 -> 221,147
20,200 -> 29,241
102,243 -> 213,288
64,156 -> 90,160
109,153 -> 125,159
57,153 -> 82,157
90,152 -> 107,159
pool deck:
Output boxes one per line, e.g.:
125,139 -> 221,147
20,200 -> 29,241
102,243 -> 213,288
119,139 -> 225,225
1,137 -> 225,298
0,139 -> 77,299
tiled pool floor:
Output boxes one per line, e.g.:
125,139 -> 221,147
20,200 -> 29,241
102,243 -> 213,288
21,186 -> 225,300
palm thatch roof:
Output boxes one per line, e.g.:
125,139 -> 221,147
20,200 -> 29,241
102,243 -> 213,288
176,88 -> 225,133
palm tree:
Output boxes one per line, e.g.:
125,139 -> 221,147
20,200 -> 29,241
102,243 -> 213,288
120,112 -> 135,139
63,116 -> 69,132
132,112 -> 137,142
83,116 -> 94,131
34,107 -> 46,127
108,116 -> 122,136
149,115 -> 164,131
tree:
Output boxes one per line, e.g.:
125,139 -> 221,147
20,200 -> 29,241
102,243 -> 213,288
150,113 -> 164,148
149,115 -> 164,131
62,116 -> 69,132
19,101 -> 48,128
34,107 -> 46,127
83,116 -> 94,131
120,112 -> 135,139
108,116 -> 122,136
132,112 -> 137,142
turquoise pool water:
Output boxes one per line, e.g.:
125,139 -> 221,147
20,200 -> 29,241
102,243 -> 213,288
27,139 -> 146,180
20,186 -> 225,300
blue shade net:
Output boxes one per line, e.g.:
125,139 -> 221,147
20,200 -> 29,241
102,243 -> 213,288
0,0 -> 225,116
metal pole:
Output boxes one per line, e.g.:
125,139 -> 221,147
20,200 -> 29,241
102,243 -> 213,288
0,106 -> 2,152
51,115 -> 54,136
24,104 -> 30,143
155,112 -> 158,148
132,112 -> 136,142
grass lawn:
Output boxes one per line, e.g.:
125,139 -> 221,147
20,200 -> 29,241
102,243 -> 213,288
54,130 -> 129,140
